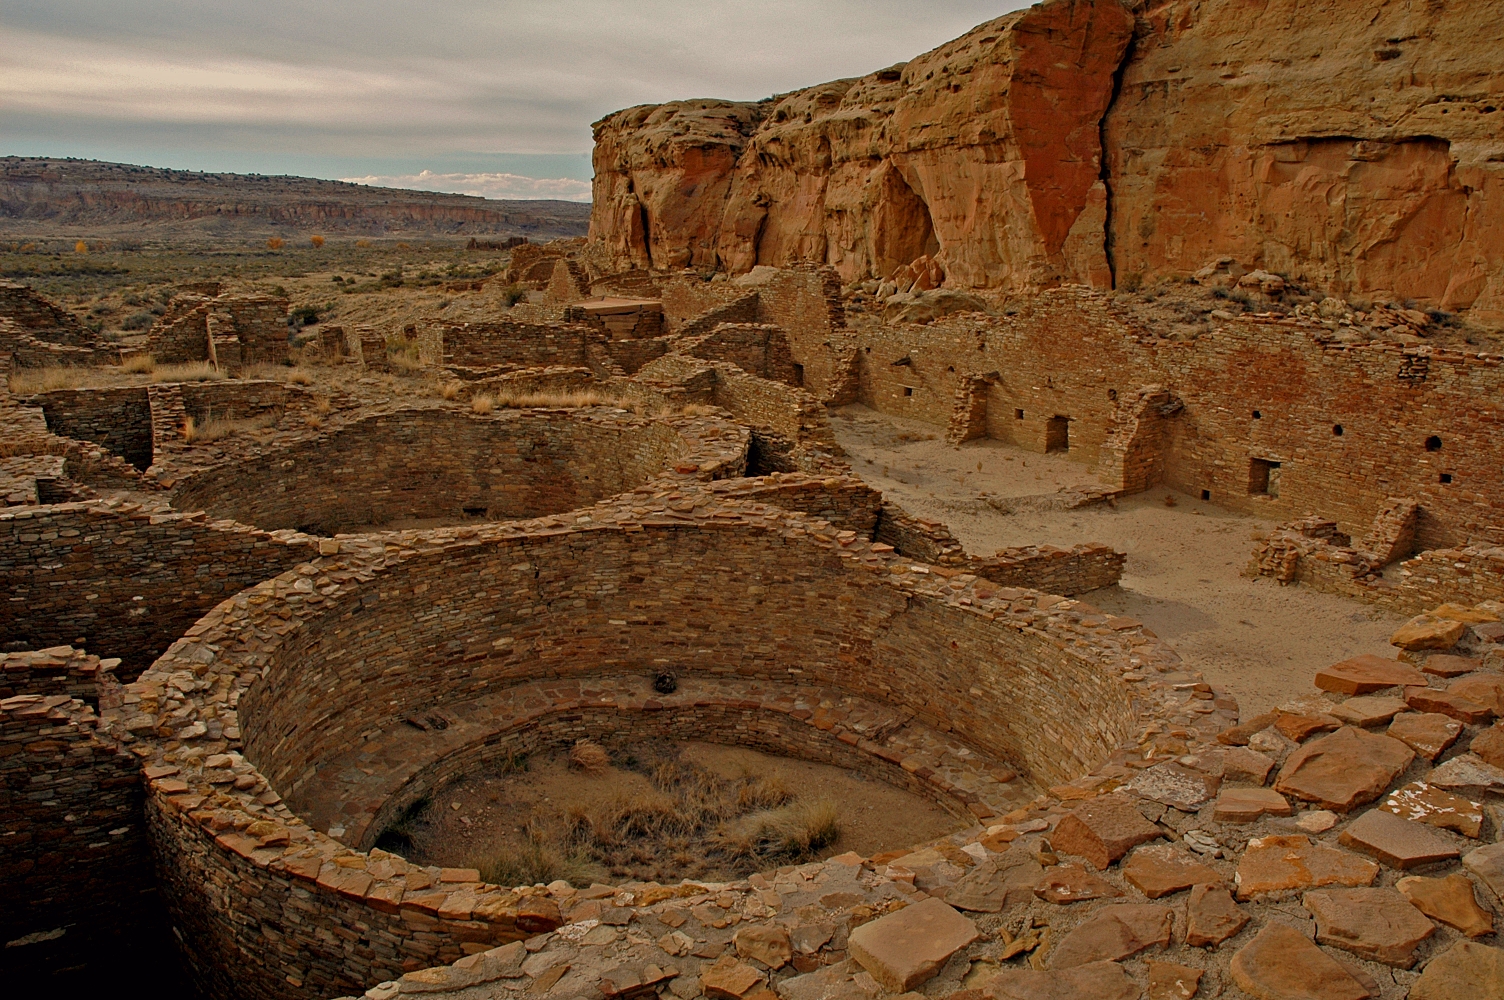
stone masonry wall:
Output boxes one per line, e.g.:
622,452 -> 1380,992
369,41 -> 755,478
31,386 -> 154,471
969,543 -> 1127,597
424,320 -> 593,369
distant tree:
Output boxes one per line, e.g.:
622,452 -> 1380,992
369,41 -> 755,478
267,237 -> 285,250
310,235 -> 325,247
74,240 -> 89,254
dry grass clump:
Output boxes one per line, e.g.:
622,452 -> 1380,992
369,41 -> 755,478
7,366 -> 96,394
155,362 -> 226,383
471,394 -> 495,414
239,363 -> 314,385
122,353 -> 157,374
437,381 -> 462,401
313,396 -> 333,415
676,403 -> 719,417
480,821 -> 607,889
182,412 -> 276,444
568,739 -> 611,773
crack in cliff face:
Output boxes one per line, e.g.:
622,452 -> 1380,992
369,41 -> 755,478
1098,19 -> 1139,292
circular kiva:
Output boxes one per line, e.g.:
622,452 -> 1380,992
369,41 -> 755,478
166,404 -> 749,535
107,496 -> 1189,1000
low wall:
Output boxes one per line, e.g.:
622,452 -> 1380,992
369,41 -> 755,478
0,500 -> 318,673
971,543 -> 1127,597
422,321 -> 592,369
32,387 -> 153,471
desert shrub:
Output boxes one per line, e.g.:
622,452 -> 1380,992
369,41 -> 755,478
290,305 -> 321,327
122,353 -> 156,374
480,823 -> 606,889
310,235 -> 325,247
501,283 -> 527,306
266,237 -> 285,250
121,311 -> 156,331
182,411 -> 276,443
471,394 -> 495,414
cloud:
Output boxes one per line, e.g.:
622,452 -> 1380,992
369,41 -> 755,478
342,170 -> 592,202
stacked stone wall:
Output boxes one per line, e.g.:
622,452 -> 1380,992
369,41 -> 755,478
0,646 -> 120,703
0,500 -> 318,672
180,380 -> 295,423
684,323 -> 802,385
970,543 -> 1127,597
847,289 -> 1504,547
0,281 -> 92,344
427,321 -> 592,369
31,386 -> 154,470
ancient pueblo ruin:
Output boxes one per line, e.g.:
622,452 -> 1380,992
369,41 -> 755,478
5,2 -> 1504,999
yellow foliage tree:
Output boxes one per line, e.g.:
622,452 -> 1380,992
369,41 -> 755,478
74,240 -> 89,254
266,237 -> 285,250
310,235 -> 325,248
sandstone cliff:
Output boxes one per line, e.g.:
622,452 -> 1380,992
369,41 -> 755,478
589,0 -> 1504,324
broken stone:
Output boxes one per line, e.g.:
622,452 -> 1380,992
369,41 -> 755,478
1047,903 -> 1172,968
1404,687 -> 1493,725
789,924 -> 834,955
1396,874 -> 1495,938
1273,727 -> 1413,811
945,851 -> 1044,912
1185,883 -> 1248,947
1473,724 -> 1504,768
1229,922 -> 1375,1000
774,961 -> 880,1000
1426,753 -> 1504,797
1218,711 -> 1279,746
1214,787 -> 1293,823
1338,809 -> 1461,869
1033,864 -> 1124,904
1386,712 -> 1463,761
1408,940 -> 1504,1000
1391,615 -> 1467,652
735,925 -> 792,969
1296,810 -> 1339,834
1379,781 -> 1483,838
846,897 -> 978,992
702,959 -> 766,1000
1235,835 -> 1378,900
1129,763 -> 1221,811
1122,844 -> 1221,899
1462,841 -> 1504,900
1420,654 -> 1481,678
1214,745 -> 1277,785
1049,793 -> 1163,869
1275,713 -> 1341,742
1303,887 -> 1435,967
1450,673 -> 1504,714
983,961 -> 1139,1000
1329,696 -> 1408,728
1147,960 -> 1203,1000
1315,654 -> 1426,695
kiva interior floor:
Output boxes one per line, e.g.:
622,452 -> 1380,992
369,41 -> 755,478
377,741 -> 966,886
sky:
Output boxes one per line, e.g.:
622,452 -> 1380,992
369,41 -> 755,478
0,1 -> 1024,201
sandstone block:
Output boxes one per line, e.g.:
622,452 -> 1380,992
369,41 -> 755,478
1273,727 -> 1413,811
983,961 -> 1139,1000
1129,762 -> 1220,811
1329,696 -> 1407,727
1462,841 -> 1504,900
1426,753 -> 1504,797
1235,835 -> 1378,900
1379,781 -> 1483,838
1337,809 -> 1461,869
1302,887 -> 1435,967
1386,712 -> 1462,761
1472,724 -> 1504,768
1049,793 -> 1162,869
1185,883 -> 1248,947
1147,960 -> 1203,1000
1315,655 -> 1425,695
1214,787 -> 1292,823
703,960 -> 766,999
945,852 -> 1044,912
1408,940 -> 1504,1000
1275,713 -> 1340,742
1229,922 -> 1375,1000
1397,875 -> 1495,938
1122,845 -> 1220,899
1047,903 -> 1172,969
735,925 -> 792,969
1449,673 -> 1504,714
1392,615 -> 1467,652
1420,654 -> 1481,678
1404,687 -> 1493,725
1214,745 -> 1276,785
847,897 -> 977,992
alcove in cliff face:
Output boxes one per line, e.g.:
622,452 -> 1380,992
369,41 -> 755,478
869,163 -> 939,280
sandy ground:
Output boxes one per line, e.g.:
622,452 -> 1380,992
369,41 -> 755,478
402,741 -> 963,882
832,405 -> 1406,717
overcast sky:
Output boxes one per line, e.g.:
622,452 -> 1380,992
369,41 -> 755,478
1,1 -> 1024,201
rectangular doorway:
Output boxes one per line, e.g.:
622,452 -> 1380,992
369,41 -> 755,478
1249,458 -> 1282,497
1045,415 -> 1070,453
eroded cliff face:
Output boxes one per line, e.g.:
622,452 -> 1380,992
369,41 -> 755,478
589,0 -> 1504,322
1105,0 -> 1504,321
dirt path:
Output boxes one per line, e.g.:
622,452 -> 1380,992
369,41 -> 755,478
832,405 -> 1405,717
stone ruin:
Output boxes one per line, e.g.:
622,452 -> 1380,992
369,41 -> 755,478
145,282 -> 292,369
5,1 -> 1504,998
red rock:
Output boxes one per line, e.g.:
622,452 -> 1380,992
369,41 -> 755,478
1408,940 -> 1504,1000
1129,763 -> 1220,811
1274,713 -> 1340,742
1472,724 -> 1504,768
1185,883 -> 1248,947
1033,864 -> 1123,905
1121,845 -> 1221,899
1329,696 -> 1407,728
1229,923 -> 1375,1000
1235,835 -> 1378,900
1047,903 -> 1172,968
984,960 -> 1139,1000
734,925 -> 791,968
1337,809 -> 1461,869
1147,960 -> 1203,1000
1449,674 -> 1504,714
1213,746 -> 1276,785
1214,787 -> 1292,823
1421,655 -> 1482,678
1273,727 -> 1413,812
1315,655 -> 1426,695
1048,793 -> 1162,870
702,959 -> 765,999
1404,687 -> 1493,725
1397,875 -> 1495,938
1302,887 -> 1436,968
847,897 -> 978,992
1379,781 -> 1483,838
1218,711 -> 1279,747
1386,712 -> 1462,762
1391,616 -> 1467,652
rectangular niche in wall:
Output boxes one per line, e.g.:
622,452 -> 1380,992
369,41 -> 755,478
1249,457 -> 1282,497
1045,415 -> 1070,453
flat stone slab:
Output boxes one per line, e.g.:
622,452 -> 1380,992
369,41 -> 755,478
1420,654 -> 1481,677
1329,696 -> 1408,727
1473,724 -> 1504,768
1404,687 -> 1493,725
1275,712 -> 1340,742
1392,615 -> 1467,651
1386,712 -> 1462,761
1128,762 -> 1220,811
1427,753 -> 1504,797
984,960 -> 1139,1000
1047,903 -> 1172,969
1273,727 -> 1414,812
1147,960 -> 1202,1000
1122,844 -> 1220,898
1185,883 -> 1248,947
1303,887 -> 1436,967
1049,793 -> 1162,869
945,851 -> 1044,913
1214,786 -> 1293,823
1397,874 -> 1495,938
1338,808 -> 1461,869
1229,922 -> 1377,1000
1450,673 -> 1504,714
1235,835 -> 1378,900
1408,940 -> 1504,1000
1033,864 -> 1123,904
1315,654 -> 1426,695
1462,841 -> 1504,900
1212,745 -> 1276,784
847,897 -> 977,992
1379,781 -> 1483,838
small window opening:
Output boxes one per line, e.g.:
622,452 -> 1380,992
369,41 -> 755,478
462,506 -> 488,517
1440,473 -> 1453,484
1107,388 -> 1118,401
1201,489 -> 1212,501
1045,415 -> 1070,453
902,386 -> 914,397
864,346 -> 871,354
1252,410 -> 1262,419
1015,408 -> 1025,420
1333,424 -> 1344,436
1249,458 -> 1282,497
791,363 -> 804,387
1425,435 -> 1442,452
